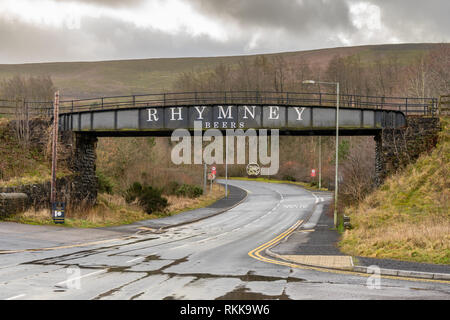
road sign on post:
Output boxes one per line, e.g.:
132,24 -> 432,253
52,202 -> 65,224
311,169 -> 316,177
208,172 -> 215,193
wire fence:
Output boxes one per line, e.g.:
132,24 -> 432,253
0,91 -> 439,119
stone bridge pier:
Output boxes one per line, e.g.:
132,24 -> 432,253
71,134 -> 98,205
374,117 -> 440,186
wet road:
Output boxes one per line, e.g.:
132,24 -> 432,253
0,180 -> 449,300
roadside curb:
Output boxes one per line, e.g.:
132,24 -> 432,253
352,265 -> 450,281
138,183 -> 248,231
158,187 -> 248,230
265,242 -> 450,282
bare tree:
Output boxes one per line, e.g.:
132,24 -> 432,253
0,75 -> 55,145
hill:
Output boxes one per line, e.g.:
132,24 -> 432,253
0,43 -> 442,99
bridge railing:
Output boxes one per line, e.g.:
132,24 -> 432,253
0,99 -> 53,118
1,91 -> 439,117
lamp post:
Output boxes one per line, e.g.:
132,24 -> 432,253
302,80 -> 340,228
318,136 -> 322,190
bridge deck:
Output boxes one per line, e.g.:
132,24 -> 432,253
1,91 -> 439,136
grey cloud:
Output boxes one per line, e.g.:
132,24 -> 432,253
187,0 -> 355,34
0,0 -> 448,64
367,0 -> 450,42
0,16 -> 251,64
187,0 -> 450,43
53,0 -> 146,7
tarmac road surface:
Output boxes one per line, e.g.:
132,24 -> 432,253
0,180 -> 449,300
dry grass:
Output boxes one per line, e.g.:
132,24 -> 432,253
165,183 -> 225,215
5,183 -> 225,228
340,117 -> 450,264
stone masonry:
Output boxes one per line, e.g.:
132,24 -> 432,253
0,121 -> 99,218
375,116 -> 441,186
71,134 -> 98,206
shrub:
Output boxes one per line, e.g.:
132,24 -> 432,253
283,175 -> 296,182
124,182 -> 168,214
97,171 -> 114,194
138,187 -> 168,214
164,181 -> 180,195
124,182 -> 143,203
175,184 -> 203,198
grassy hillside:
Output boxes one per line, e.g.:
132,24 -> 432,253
0,119 -> 50,185
340,117 -> 450,264
0,43 -> 440,99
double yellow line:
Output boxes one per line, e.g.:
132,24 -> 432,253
248,219 -> 305,269
248,220 -> 450,284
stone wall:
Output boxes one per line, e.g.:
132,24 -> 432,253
375,116 -> 441,185
0,176 -> 82,211
0,193 -> 28,218
0,120 -> 98,218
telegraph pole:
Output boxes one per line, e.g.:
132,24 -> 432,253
318,136 -> 322,190
225,135 -> 228,198
303,80 -> 339,227
50,91 -> 60,206
203,163 -> 207,195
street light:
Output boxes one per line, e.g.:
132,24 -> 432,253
302,80 -> 340,228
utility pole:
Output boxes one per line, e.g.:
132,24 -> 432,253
334,82 -> 340,228
50,91 -> 60,206
318,136 -> 322,190
225,135 -> 228,198
203,163 -> 207,195
303,80 -> 339,228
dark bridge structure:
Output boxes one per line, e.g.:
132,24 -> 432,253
56,91 -> 437,136
0,91 -> 441,207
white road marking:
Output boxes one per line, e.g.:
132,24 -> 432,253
195,185 -> 286,245
55,269 -> 107,286
126,257 -> 144,264
5,294 -> 26,300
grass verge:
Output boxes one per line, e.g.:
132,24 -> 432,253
339,117 -> 450,265
4,183 -> 225,228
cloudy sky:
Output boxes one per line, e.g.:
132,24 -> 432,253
0,0 -> 449,64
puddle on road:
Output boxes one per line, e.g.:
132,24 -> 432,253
216,286 -> 292,300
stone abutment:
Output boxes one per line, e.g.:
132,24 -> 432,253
374,116 -> 440,186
